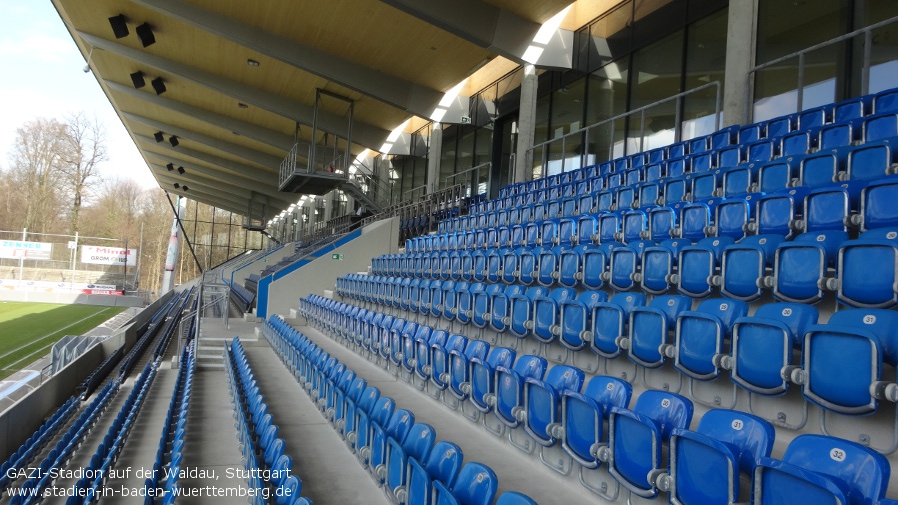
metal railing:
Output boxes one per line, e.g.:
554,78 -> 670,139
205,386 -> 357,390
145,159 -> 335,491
279,142 -> 312,187
445,162 -> 491,196
178,281 -> 229,359
528,81 -> 722,175
748,14 -> 898,118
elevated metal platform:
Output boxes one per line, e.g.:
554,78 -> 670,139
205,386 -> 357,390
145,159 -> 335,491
279,169 -> 349,195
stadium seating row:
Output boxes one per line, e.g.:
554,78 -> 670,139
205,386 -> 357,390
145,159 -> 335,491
299,295 -> 896,504
11,380 -> 121,505
0,396 -> 80,491
328,272 -> 898,421
144,338 -> 197,504
73,360 -> 160,502
383,177 -> 898,308
485,87 -> 898,212
224,338 -> 310,505
263,315 -> 539,505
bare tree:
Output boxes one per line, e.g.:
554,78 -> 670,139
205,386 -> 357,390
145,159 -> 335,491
59,112 -> 107,234
8,118 -> 68,234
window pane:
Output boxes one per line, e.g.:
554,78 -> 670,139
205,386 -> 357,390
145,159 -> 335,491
756,0 -> 848,64
682,7 -> 727,139
630,30 -> 683,153
586,59 -> 629,162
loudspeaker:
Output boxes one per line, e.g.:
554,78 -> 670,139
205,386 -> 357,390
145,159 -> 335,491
169,136 -> 179,147
182,186 -> 189,191
136,23 -> 155,47
108,14 -> 128,39
166,163 -> 174,171
173,183 -> 180,189
177,166 -> 185,174
130,71 -> 145,88
155,131 -> 165,142
151,77 -> 166,95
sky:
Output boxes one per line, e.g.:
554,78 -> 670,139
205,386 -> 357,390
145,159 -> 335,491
0,1 -> 157,188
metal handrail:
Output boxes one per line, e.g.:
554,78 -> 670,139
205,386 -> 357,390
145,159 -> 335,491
444,161 -> 491,195
748,14 -> 898,117
527,81 -> 722,175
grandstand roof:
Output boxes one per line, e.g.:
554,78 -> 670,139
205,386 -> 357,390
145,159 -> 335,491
51,0 -> 593,216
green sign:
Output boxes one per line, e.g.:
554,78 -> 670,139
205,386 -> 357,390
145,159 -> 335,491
331,253 -> 344,260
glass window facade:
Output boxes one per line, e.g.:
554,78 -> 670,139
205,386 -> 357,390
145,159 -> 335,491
754,0 -> 898,120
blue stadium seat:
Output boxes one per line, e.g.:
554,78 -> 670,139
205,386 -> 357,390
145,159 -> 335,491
798,148 -> 848,187
846,139 -> 898,181
854,177 -> 898,231
523,365 -> 585,447
747,188 -> 808,239
433,462 -> 498,505
795,308 -> 898,415
678,199 -> 722,242
623,295 -> 692,369
446,340 -> 490,401
491,355 -> 548,431
779,131 -> 815,157
486,284 -> 524,334
536,245 -> 565,287
752,434 -> 889,505
647,205 -> 680,242
676,237 -> 734,298
835,228 -> 898,308
863,113 -> 898,142
531,287 -> 578,344
557,244 -> 587,288
467,347 -> 516,414
508,286 -> 550,340
581,246 -> 609,290
798,105 -> 830,129
558,290 -> 609,351
607,240 -> 652,292
404,440 -> 463,505
367,409 -> 415,478
819,120 -> 862,149
585,292 -> 647,360
874,87 -> 898,114
604,390 -> 694,498
560,375 -> 633,469
666,298 -> 749,381
429,334 -> 469,391
710,126 -> 738,150
709,198 -> 753,240
665,410 -> 775,505
720,234 -> 785,301
637,238 -> 689,295
728,302 -> 819,396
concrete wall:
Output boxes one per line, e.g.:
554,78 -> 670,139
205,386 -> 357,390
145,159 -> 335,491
0,343 -> 104,461
0,291 -> 146,307
224,245 -> 295,286
265,218 -> 399,318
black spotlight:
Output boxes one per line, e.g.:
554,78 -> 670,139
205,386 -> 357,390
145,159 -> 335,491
182,186 -> 189,191
154,131 -> 165,142
169,136 -> 179,147
108,14 -> 129,39
130,71 -> 145,88
173,183 -> 180,189
136,22 -> 156,47
151,77 -> 166,95
177,166 -> 185,174
166,163 -> 174,171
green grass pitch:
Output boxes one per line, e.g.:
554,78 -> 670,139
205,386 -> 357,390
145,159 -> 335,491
0,302 -> 127,380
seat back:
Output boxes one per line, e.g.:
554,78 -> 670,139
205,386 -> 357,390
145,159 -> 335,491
754,434 -> 889,505
436,462 -> 498,505
860,178 -> 898,231
669,410 -> 774,505
801,308 -> 898,414
848,141 -> 897,181
675,298 -> 749,379
407,441 -> 463,505
730,303 -> 819,395
608,390 -> 694,498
